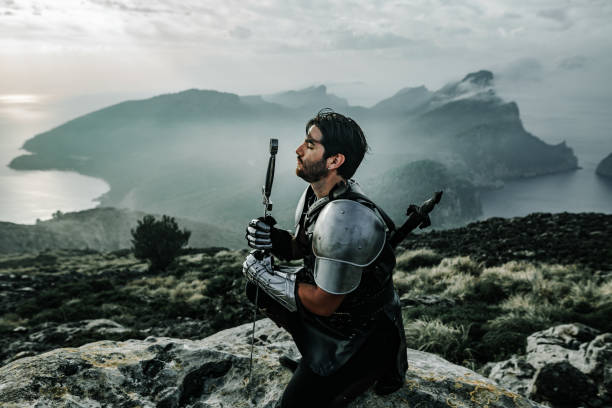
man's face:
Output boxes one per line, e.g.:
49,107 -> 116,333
295,125 -> 329,183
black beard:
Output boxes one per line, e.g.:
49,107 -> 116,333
296,157 -> 329,182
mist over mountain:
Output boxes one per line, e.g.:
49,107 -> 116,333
0,208 -> 242,254
262,85 -> 350,111
8,70 -> 578,237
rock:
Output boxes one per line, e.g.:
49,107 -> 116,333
3,319 -> 132,366
27,319 -> 130,343
0,319 -> 545,408
484,356 -> 536,397
529,361 -> 598,408
596,153 -> 612,178
486,323 -> 612,408
525,323 -> 602,374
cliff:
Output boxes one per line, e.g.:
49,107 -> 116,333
596,152 -> 612,178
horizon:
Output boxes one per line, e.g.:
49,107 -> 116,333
1,1 -> 611,130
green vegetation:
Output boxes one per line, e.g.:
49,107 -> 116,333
0,248 -> 253,364
1,242 -> 610,372
394,251 -> 612,369
131,215 -> 191,272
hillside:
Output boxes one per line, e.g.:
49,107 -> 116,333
0,207 -> 243,254
0,213 -> 610,407
8,71 -> 578,235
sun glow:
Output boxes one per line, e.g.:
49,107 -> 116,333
0,94 -> 49,121
0,94 -> 45,105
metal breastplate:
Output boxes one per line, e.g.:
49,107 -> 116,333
295,185 -> 396,339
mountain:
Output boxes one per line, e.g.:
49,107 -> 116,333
371,85 -> 433,114
371,70 -> 578,182
366,160 -> 482,228
0,207 -> 243,254
263,84 -> 349,111
8,71 -> 578,237
596,153 -> 612,178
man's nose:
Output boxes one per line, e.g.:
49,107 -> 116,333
296,143 -> 304,156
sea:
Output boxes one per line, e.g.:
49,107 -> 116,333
0,93 -> 611,225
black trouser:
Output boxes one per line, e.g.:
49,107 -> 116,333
245,283 -> 398,408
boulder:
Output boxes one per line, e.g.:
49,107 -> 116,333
529,361 -> 598,408
485,323 -> 612,408
0,319 -> 544,407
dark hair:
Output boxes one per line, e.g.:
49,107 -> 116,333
305,108 -> 369,179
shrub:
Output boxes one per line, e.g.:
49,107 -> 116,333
131,215 -> 191,272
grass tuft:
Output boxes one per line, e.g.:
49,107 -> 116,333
396,249 -> 442,271
404,317 -> 473,366
396,255 -> 611,367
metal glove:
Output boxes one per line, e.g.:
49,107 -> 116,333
245,216 -> 277,250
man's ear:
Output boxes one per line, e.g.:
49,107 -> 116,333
327,153 -> 345,170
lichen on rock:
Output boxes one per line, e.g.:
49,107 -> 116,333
0,319 -> 544,408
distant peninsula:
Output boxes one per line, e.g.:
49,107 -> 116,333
9,71 -> 578,235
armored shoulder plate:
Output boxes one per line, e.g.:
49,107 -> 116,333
312,199 -> 386,294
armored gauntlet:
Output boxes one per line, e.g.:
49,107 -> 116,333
242,251 -> 297,312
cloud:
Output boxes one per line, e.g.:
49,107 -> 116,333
330,30 -> 413,50
503,12 -> 521,19
229,26 -> 251,40
558,55 -> 587,71
537,8 -> 568,23
88,0 -> 165,14
536,8 -> 573,29
499,57 -> 543,82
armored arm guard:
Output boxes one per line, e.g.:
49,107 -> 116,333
312,200 -> 386,295
242,251 -> 298,312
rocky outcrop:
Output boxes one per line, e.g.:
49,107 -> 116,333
2,319 -> 134,366
0,319 -> 544,408
596,153 -> 612,178
484,323 -> 612,408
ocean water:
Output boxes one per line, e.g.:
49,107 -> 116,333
480,165 -> 612,219
479,103 -> 612,218
0,96 -> 110,224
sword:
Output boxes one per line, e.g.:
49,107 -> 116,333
248,138 -> 278,388
389,191 -> 443,249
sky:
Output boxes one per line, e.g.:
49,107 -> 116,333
0,0 -> 611,224
0,0 -> 611,130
